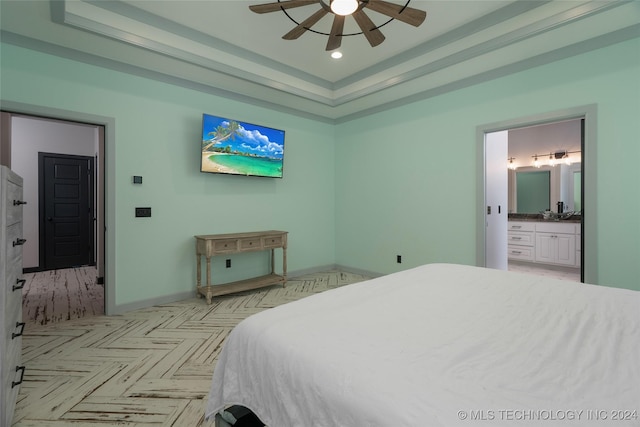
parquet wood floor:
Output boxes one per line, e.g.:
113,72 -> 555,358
13,270 -> 370,426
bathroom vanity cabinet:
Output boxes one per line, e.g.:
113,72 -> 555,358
508,221 -> 580,268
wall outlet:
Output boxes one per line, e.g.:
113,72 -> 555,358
226,259 -> 231,268
397,255 -> 402,263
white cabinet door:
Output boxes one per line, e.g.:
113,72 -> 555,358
535,232 -> 576,266
555,234 -> 576,266
535,233 -> 555,264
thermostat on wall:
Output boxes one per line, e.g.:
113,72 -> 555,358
132,176 -> 143,184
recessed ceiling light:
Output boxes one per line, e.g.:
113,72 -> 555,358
331,51 -> 343,59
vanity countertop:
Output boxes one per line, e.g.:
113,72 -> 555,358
508,213 -> 582,223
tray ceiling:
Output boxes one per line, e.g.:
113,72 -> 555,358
1,0 -> 639,122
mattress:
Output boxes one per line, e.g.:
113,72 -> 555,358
205,263 -> 640,426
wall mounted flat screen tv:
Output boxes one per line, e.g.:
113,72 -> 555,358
201,113 -> 285,178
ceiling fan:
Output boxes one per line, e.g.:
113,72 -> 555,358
249,0 -> 427,51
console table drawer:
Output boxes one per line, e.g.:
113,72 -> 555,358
240,238 -> 262,250
213,239 -> 238,253
264,236 -> 283,248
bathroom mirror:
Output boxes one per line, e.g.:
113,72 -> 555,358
516,170 -> 550,212
509,163 -> 581,213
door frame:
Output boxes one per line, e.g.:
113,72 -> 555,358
476,105 -> 597,284
1,100 -> 115,315
38,152 -> 95,270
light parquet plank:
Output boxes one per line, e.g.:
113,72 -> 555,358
185,328 -> 230,366
169,398 -> 216,427
125,378 -> 213,399
144,328 -> 213,340
21,335 -> 79,363
26,362 -> 124,420
61,396 -> 189,424
14,377 -> 74,423
103,337 -> 184,350
143,339 -> 205,379
90,351 -> 170,398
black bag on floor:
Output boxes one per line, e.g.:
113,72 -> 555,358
219,406 -> 264,427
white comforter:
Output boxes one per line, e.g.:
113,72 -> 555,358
205,263 -> 640,426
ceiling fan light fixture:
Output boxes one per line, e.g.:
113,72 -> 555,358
250,0 -> 427,49
331,51 -> 343,59
330,0 -> 358,16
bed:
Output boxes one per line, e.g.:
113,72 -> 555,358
205,263 -> 640,426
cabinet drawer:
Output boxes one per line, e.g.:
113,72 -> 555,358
5,179 -> 24,226
1,360 -> 23,427
3,321 -> 23,371
213,239 -> 238,253
5,222 -> 24,267
535,222 -> 577,234
7,261 -> 25,298
508,245 -> 534,261
263,235 -> 283,248
5,275 -> 23,333
508,232 -> 534,246
239,238 -> 262,251
508,222 -> 534,232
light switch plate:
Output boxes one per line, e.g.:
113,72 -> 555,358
135,207 -> 151,217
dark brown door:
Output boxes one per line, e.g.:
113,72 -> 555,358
39,153 -> 94,270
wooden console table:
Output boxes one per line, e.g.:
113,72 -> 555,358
195,230 -> 288,304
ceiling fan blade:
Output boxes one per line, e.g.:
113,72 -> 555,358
365,0 -> 426,27
352,10 -> 385,47
250,0 -> 317,14
283,8 -> 329,40
326,15 -> 345,51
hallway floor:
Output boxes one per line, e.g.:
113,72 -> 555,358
21,266 -> 103,326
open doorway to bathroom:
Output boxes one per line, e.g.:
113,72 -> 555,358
506,119 -> 582,282
478,106 -> 597,285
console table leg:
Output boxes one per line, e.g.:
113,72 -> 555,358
205,256 -> 212,304
270,249 -> 275,274
196,254 -> 202,298
282,246 -> 287,287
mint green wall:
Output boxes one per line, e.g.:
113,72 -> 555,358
336,37 -> 640,291
2,37 -> 639,302
1,43 -> 336,308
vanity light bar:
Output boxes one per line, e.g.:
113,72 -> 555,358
528,150 -> 581,167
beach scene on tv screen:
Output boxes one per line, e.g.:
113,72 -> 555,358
201,114 -> 284,178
